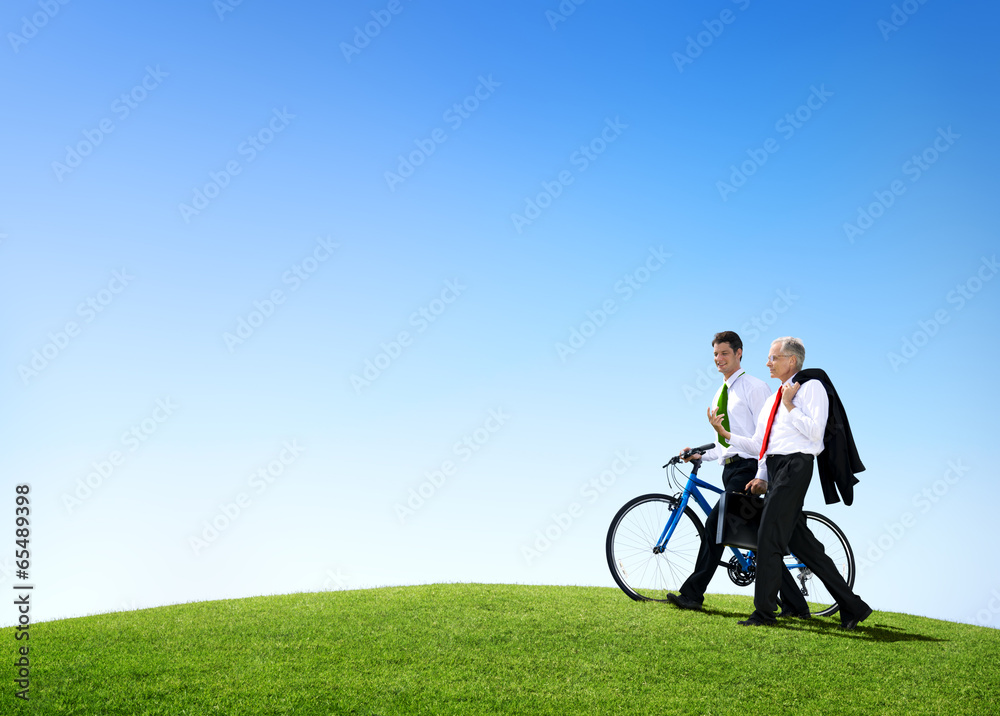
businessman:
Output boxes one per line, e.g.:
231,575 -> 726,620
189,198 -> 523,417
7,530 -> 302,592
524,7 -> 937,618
711,336 -> 871,629
666,331 -> 810,617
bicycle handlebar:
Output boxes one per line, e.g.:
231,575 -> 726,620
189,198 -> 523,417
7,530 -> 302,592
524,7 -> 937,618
663,442 -> 716,467
687,442 -> 716,456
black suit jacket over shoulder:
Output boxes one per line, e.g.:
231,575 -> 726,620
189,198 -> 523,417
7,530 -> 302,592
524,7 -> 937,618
795,368 -> 865,506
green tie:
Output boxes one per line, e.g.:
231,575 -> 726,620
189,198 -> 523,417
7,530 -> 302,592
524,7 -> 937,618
716,382 -> 730,447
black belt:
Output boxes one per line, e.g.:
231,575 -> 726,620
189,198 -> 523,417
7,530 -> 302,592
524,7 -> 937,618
724,455 -> 756,465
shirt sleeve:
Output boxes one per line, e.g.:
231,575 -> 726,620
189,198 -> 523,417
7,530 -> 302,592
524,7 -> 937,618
730,392 -> 771,482
727,393 -> 769,459
788,379 -> 829,443
754,459 -> 769,484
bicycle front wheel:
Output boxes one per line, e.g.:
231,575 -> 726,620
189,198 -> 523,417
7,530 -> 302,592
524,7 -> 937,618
784,511 -> 856,617
606,493 -> 705,601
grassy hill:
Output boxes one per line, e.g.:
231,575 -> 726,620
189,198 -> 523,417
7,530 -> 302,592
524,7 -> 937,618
5,583 -> 999,715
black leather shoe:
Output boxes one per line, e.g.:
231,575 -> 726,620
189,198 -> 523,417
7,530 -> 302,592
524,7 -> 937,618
777,607 -> 812,619
666,592 -> 703,611
841,604 -> 873,631
737,615 -> 775,627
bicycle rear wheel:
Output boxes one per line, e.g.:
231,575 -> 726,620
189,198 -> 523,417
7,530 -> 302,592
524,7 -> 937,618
606,493 -> 705,601
784,511 -> 856,617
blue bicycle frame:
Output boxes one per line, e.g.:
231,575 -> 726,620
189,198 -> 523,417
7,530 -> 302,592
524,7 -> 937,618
655,459 -> 755,572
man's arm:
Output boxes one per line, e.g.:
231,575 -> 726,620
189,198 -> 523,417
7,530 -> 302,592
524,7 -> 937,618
709,393 -> 770,458
709,395 -> 770,493
745,391 -> 771,495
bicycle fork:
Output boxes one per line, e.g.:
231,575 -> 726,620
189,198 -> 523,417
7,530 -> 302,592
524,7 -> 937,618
653,493 -> 692,554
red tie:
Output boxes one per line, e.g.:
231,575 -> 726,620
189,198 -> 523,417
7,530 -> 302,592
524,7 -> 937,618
758,386 -> 784,460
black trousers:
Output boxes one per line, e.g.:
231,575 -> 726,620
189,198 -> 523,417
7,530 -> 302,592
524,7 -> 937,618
680,457 -> 808,613
751,453 -> 869,623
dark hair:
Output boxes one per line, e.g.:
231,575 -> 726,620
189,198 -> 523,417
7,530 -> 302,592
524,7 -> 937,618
712,331 -> 743,353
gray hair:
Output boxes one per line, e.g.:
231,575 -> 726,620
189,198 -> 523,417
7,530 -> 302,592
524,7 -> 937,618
773,336 -> 805,370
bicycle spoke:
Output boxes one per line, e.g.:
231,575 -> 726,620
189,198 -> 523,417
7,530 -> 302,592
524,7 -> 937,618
606,494 -> 705,601
785,512 -> 856,617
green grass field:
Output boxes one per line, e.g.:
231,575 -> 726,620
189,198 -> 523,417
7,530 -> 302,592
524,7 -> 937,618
4,583 -> 999,715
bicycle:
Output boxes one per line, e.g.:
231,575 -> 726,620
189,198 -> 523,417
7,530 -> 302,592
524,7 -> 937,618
605,443 -> 856,617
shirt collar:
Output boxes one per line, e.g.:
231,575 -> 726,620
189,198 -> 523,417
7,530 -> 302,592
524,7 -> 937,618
725,369 -> 746,388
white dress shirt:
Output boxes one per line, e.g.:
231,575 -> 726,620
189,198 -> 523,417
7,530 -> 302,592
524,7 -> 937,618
728,371 -> 829,483
702,370 -> 772,463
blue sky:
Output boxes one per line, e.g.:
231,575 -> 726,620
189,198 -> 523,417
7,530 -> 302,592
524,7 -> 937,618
2,0 -> 999,629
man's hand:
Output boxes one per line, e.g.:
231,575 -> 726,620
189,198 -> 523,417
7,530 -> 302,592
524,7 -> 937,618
707,406 -> 731,442
782,381 -> 800,410
745,478 -> 768,496
679,447 -> 701,463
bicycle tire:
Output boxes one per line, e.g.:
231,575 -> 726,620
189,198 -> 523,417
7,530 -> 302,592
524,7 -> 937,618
606,493 -> 706,601
785,511 -> 856,617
